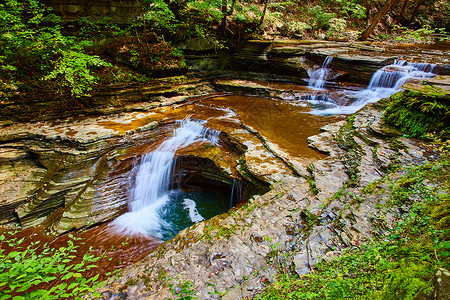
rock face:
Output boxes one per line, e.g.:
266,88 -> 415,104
43,0 -> 139,26
187,40 -> 450,84
99,98 -> 441,299
0,76 -> 214,122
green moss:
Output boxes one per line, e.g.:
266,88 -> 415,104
300,208 -> 319,230
384,89 -> 450,138
306,164 -> 319,195
335,116 -> 363,187
216,224 -> 237,238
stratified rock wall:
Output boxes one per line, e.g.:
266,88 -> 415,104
42,0 -> 139,26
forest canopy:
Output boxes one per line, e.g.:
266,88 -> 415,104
0,0 -> 449,99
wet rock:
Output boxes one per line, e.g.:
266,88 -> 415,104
306,46 -> 396,83
0,148 -> 28,162
187,55 -> 228,72
434,268 -> 450,300
210,252 -> 226,261
251,233 -> 263,244
0,120 -> 13,128
110,292 -> 127,300
284,223 -> 296,236
177,38 -> 217,51
102,291 -> 113,300
213,80 -> 274,98
268,46 -> 307,57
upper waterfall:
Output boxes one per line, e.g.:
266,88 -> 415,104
308,56 -> 334,89
310,60 -> 437,115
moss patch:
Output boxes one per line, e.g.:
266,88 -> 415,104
384,87 -> 450,138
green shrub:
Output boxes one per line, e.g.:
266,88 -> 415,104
0,0 -> 111,97
392,25 -> 437,43
326,18 -> 347,38
0,232 -> 105,299
288,21 -> 310,37
308,5 -> 336,31
44,50 -> 111,97
335,0 -> 366,19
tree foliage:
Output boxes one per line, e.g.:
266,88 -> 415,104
0,0 -> 448,101
0,0 -> 111,97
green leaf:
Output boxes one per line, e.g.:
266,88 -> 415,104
30,289 -> 46,298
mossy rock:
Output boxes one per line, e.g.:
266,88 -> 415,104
384,80 -> 450,138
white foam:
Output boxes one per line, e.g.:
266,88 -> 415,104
183,198 -> 205,223
112,119 -> 219,237
308,56 -> 333,89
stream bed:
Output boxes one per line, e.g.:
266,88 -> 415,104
0,43 -> 447,286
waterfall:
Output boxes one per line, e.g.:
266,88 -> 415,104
310,60 -> 437,115
229,179 -> 242,209
112,119 -> 219,238
308,56 -> 333,89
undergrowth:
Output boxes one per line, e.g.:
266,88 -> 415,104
256,156 -> 449,300
384,89 -> 450,138
0,232 -> 106,299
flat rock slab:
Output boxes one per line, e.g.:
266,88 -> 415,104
335,53 -> 395,65
404,75 -> 450,97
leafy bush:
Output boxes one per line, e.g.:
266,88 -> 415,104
0,232 -> 105,299
143,0 -> 178,35
335,0 -> 366,19
326,18 -> 347,38
308,5 -> 336,31
288,21 -> 310,37
0,0 -> 64,76
392,25 -> 437,42
45,50 -> 112,97
0,0 -> 111,97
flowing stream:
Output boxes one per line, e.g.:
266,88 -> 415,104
309,59 -> 437,115
308,56 -> 334,89
112,58 -> 438,239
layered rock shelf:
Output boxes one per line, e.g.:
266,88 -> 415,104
100,79 -> 448,298
1,39 -> 449,299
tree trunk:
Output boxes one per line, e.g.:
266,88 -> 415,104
408,0 -> 424,22
396,0 -> 409,23
358,0 -> 399,40
258,0 -> 270,28
219,0 -> 228,35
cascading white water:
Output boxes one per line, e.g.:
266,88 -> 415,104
308,56 -> 333,89
229,179 -> 242,209
112,119 -> 219,238
310,60 -> 437,115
